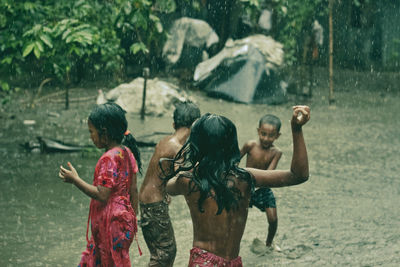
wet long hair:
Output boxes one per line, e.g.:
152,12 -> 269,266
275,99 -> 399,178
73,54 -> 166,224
163,113 -> 253,214
88,102 -> 142,172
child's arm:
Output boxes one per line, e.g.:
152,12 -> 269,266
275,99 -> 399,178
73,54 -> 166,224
166,174 -> 190,196
59,162 -> 111,203
248,105 -> 310,187
267,151 -> 282,170
130,172 -> 139,215
289,105 -> 309,179
240,142 -> 251,159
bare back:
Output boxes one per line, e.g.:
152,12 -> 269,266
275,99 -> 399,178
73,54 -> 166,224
139,130 -> 189,203
242,140 -> 282,170
177,173 -> 252,260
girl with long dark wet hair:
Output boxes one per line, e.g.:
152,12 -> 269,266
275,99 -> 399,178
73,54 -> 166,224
59,102 -> 142,266
165,113 -> 254,214
165,106 -> 311,267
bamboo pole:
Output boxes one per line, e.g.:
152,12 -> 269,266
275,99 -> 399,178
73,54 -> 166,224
329,0 -> 335,104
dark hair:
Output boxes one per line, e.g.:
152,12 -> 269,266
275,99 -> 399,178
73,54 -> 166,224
88,102 -> 142,172
173,101 -> 201,129
163,113 -> 253,214
259,114 -> 281,132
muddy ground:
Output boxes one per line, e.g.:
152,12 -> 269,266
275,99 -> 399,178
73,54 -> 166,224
0,67 -> 399,266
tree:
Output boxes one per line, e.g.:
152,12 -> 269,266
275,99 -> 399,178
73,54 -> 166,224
0,0 -> 174,92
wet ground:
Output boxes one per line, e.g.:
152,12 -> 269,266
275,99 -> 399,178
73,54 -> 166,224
0,68 -> 399,266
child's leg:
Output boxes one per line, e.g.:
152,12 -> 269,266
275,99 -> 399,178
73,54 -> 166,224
109,219 -> 133,267
252,188 -> 280,250
109,208 -> 135,267
265,207 -> 278,246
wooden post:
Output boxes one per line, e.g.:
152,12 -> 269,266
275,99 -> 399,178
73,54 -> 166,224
141,68 -> 150,120
329,0 -> 335,104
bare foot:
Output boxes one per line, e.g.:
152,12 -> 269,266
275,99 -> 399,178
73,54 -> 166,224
267,242 -> 282,252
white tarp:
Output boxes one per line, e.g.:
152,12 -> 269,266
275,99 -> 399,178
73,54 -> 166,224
194,34 -> 284,83
162,17 -> 219,65
97,78 -> 189,116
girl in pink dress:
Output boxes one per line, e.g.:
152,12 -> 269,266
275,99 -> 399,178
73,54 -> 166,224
59,103 -> 142,266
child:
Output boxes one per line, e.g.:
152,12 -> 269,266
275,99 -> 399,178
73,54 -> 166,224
59,102 -> 142,267
139,101 -> 200,267
164,106 -> 310,266
240,114 -> 282,251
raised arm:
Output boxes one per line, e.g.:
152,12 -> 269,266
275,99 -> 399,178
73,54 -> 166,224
289,106 -> 309,179
247,106 -> 310,187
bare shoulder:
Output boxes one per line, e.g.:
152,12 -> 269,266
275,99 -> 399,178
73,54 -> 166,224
165,135 -> 183,157
166,172 -> 192,196
247,140 -> 258,146
156,135 -> 182,158
243,140 -> 257,150
270,145 -> 282,155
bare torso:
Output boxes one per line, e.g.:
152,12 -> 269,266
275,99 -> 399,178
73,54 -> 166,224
139,129 -> 189,203
244,141 -> 281,170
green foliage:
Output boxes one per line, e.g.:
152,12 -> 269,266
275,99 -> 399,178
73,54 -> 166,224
0,0 -> 335,85
154,0 -> 177,13
130,42 -> 149,54
0,80 -> 9,91
388,38 -> 400,68
0,0 -> 173,87
115,0 -> 168,68
276,0 -> 329,63
241,0 -> 260,8
22,24 -> 53,59
240,0 -> 329,65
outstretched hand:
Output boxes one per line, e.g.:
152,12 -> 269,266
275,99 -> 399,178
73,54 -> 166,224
59,162 -> 79,184
291,105 -> 310,128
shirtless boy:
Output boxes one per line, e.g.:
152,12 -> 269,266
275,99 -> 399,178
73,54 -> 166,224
139,101 -> 200,267
240,114 -> 282,251
165,106 -> 310,266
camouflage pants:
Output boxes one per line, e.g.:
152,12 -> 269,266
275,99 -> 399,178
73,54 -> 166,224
140,200 -> 176,267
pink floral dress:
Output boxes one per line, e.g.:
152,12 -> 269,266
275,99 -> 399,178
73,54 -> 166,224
78,146 -> 140,267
